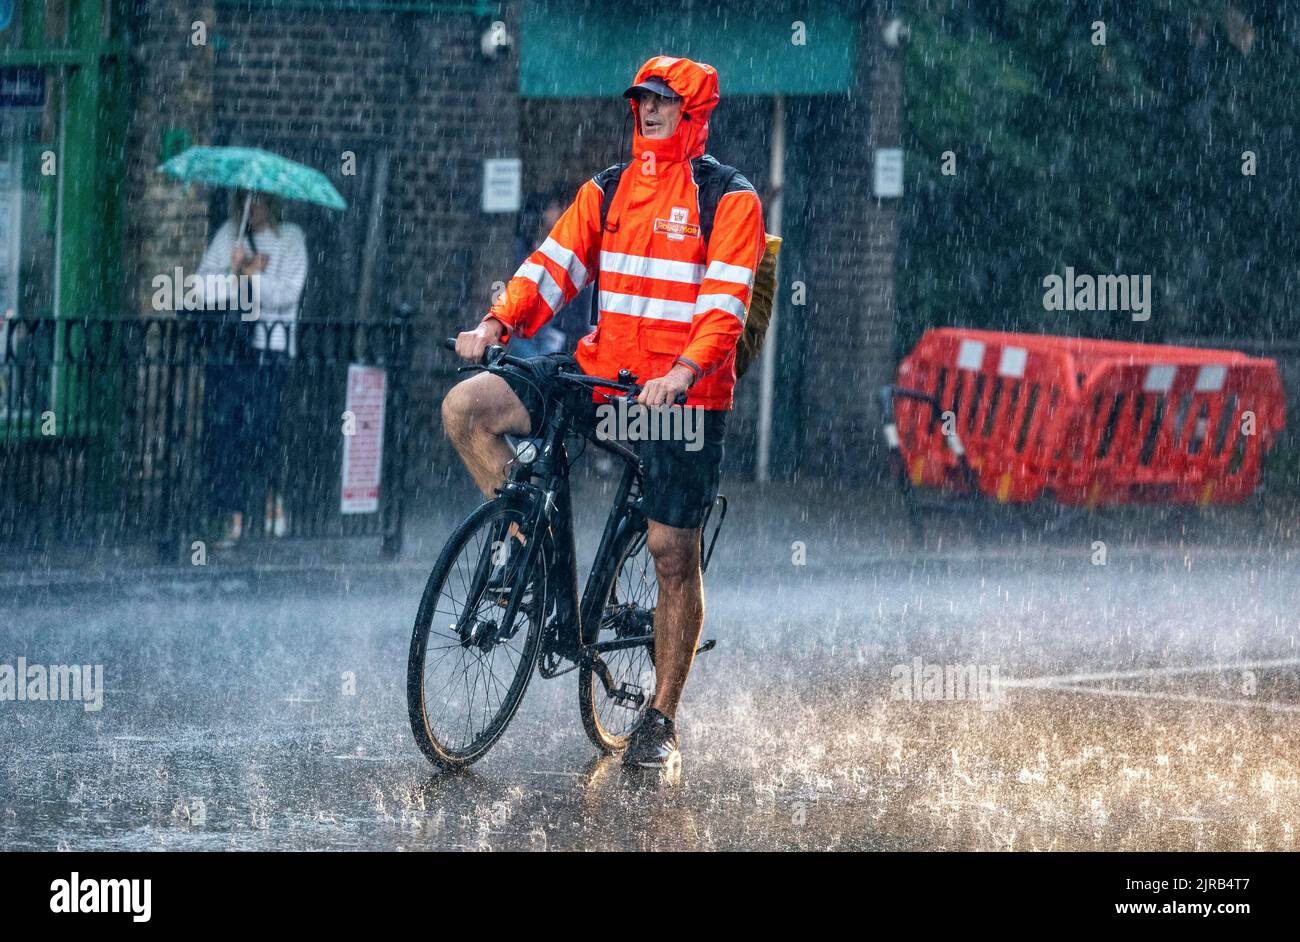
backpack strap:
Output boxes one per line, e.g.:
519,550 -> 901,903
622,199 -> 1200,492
594,162 -> 628,235
692,155 -> 753,245
589,163 -> 627,327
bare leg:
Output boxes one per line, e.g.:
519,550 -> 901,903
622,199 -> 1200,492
645,521 -> 704,720
441,372 -> 531,498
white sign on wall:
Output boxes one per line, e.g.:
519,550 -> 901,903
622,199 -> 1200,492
873,148 -> 904,198
482,157 -> 522,213
340,364 -> 387,515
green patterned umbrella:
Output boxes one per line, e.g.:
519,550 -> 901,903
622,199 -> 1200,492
157,146 -> 346,210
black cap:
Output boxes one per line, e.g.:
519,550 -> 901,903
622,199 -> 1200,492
623,76 -> 681,101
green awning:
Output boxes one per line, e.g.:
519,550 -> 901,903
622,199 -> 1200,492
521,0 -> 857,98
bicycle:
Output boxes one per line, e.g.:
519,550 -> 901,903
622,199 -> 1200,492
407,340 -> 726,770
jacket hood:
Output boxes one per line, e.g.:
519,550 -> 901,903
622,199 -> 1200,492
627,56 -> 720,163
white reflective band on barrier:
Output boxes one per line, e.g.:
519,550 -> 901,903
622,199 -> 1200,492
704,260 -> 755,288
998,346 -> 1027,378
694,293 -> 747,322
599,290 -> 695,323
957,339 -> 986,371
1195,364 -> 1227,392
599,251 -> 704,285
1144,364 -> 1176,393
517,261 -> 565,312
884,423 -> 900,448
540,237 -> 589,290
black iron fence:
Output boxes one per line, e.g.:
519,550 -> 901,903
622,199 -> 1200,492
0,310 -> 415,562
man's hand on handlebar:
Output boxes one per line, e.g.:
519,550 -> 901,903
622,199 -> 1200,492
454,318 -> 505,363
442,331 -> 689,406
637,363 -> 695,408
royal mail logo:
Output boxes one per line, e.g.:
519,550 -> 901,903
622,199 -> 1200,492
654,206 -> 699,241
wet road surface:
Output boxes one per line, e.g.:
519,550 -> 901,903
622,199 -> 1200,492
3,484 -> 1299,851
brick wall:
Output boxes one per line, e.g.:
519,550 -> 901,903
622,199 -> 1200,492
200,2 -> 523,487
123,1 -> 216,315
795,8 -> 900,479
208,1 -> 521,367
126,1 -> 514,329
120,1 -> 528,490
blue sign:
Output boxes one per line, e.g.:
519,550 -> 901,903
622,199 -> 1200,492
0,68 -> 45,108
0,1 -> 13,33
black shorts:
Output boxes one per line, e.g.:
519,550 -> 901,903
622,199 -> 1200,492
499,353 -> 726,530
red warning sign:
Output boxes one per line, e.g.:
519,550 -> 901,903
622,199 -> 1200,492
340,365 -> 386,514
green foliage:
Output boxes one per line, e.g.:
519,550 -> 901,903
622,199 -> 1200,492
899,0 -> 1300,353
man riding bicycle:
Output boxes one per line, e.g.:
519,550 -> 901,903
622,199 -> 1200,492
443,56 -> 765,770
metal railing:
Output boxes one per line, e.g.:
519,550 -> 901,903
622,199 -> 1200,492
0,308 -> 414,562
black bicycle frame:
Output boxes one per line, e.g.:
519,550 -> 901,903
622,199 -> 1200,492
501,389 -> 647,667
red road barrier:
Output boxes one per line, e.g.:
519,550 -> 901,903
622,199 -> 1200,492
890,329 -> 1285,507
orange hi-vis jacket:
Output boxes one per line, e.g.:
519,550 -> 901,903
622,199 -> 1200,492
486,56 -> 766,411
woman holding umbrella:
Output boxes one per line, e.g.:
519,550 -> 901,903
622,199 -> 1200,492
196,188 -> 308,544
159,146 -> 345,546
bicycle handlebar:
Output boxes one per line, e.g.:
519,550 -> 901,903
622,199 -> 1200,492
442,337 -> 687,406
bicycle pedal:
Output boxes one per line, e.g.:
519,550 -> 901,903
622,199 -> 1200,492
611,682 -> 646,709
694,639 -> 716,655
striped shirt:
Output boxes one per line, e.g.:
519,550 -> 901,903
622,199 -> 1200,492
197,220 -> 308,355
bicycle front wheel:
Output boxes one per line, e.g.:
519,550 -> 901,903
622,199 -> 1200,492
407,497 -> 546,770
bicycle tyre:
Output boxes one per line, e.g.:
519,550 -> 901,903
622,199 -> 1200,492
407,497 -> 545,770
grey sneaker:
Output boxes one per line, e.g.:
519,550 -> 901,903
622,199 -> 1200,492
621,708 -> 680,769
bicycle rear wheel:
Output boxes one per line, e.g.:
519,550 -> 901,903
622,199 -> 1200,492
407,498 -> 545,769
578,523 -> 658,753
